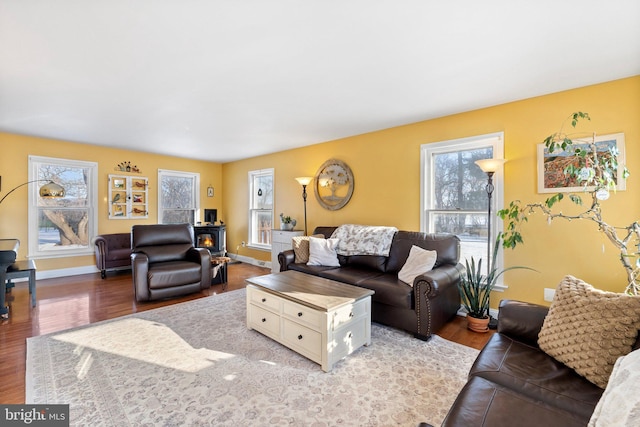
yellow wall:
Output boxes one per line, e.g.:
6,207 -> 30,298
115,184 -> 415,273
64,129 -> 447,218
2,76 -> 637,307
0,133 -> 222,271
223,76 -> 640,306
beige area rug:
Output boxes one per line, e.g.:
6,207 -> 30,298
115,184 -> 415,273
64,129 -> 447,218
26,289 -> 478,426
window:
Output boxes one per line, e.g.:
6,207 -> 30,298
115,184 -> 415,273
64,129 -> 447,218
248,169 -> 273,249
158,170 -> 200,224
28,156 -> 98,258
421,133 -> 505,282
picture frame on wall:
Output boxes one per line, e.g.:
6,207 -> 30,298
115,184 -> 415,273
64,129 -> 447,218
537,132 -> 626,193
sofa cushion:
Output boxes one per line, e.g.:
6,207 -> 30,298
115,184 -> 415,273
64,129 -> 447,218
386,231 -> 459,273
288,263 -> 339,276
398,245 -> 437,285
588,349 -> 640,426
470,333 -> 603,420
538,275 -> 640,389
341,255 -> 387,272
108,247 -> 132,262
442,376 -> 589,427
354,273 -> 413,309
148,261 -> 203,289
307,237 -> 340,266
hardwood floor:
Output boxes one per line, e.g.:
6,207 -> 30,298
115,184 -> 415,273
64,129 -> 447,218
0,262 -> 492,404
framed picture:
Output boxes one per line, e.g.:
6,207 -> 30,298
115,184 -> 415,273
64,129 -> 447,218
537,133 -> 626,193
207,186 -> 214,197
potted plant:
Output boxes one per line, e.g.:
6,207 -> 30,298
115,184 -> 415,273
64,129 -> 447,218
279,213 -> 297,231
459,234 -> 534,332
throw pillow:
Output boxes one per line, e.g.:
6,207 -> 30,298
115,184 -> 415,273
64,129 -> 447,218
538,275 -> 640,389
292,234 -> 324,264
588,349 -> 640,426
307,237 -> 340,267
397,245 -> 437,286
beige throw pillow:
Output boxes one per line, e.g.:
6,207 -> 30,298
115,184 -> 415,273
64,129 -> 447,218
538,275 -> 640,389
398,245 -> 437,286
292,234 -> 324,264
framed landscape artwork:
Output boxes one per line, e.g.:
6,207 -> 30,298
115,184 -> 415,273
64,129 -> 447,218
537,132 -> 626,193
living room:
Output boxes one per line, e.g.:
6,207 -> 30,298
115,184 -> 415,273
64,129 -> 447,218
2,76 -> 638,305
1,1 -> 640,426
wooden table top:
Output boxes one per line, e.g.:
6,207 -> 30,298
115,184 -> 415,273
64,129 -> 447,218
246,270 -> 374,312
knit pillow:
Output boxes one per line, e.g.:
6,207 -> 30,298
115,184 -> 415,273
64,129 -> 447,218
538,275 -> 640,389
292,234 -> 324,264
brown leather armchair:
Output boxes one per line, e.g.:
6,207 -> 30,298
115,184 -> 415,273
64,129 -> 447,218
131,223 -> 211,302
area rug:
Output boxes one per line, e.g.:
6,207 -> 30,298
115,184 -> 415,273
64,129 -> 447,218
26,289 -> 478,426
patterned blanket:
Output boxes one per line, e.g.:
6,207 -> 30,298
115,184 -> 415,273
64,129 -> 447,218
330,224 -> 398,256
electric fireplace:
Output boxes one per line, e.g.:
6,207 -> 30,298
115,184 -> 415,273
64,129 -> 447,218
194,225 -> 226,256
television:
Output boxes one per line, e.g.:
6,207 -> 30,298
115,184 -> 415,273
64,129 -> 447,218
204,209 -> 217,224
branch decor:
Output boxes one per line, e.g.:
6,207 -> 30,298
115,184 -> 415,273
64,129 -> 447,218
498,113 -> 639,294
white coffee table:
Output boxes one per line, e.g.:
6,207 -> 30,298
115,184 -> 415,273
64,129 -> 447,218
246,270 -> 374,372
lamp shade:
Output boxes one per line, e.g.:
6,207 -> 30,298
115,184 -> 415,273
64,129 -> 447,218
475,158 -> 506,173
39,181 -> 66,198
295,176 -> 313,186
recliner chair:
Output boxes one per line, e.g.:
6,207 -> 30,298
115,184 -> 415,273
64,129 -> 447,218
131,223 -> 211,302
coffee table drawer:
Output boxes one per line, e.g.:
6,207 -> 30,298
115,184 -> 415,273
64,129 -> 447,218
282,318 -> 322,361
283,299 -> 323,330
249,287 -> 281,312
249,304 -> 281,338
331,298 -> 367,330
332,317 -> 367,360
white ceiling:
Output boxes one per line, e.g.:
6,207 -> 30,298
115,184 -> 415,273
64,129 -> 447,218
1,1 -> 639,163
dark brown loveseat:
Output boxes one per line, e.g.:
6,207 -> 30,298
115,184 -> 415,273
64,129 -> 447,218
442,299 -> 610,427
93,233 -> 131,278
278,226 -> 462,340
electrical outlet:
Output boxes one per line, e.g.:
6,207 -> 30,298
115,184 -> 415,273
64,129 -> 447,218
241,241 -> 246,247
544,288 -> 556,302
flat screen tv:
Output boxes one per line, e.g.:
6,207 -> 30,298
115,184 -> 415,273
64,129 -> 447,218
204,209 -> 217,224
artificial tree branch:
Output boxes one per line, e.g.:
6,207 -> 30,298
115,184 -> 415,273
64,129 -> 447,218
499,112 -> 638,295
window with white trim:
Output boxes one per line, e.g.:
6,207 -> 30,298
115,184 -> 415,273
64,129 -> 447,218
248,169 -> 273,250
158,169 -> 200,224
28,156 -> 98,258
421,133 -> 505,275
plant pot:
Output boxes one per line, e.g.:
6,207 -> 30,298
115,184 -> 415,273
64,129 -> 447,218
280,223 -> 294,231
467,315 -> 490,333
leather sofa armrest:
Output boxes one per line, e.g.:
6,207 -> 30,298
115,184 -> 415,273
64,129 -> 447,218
413,263 -> 462,339
94,236 -> 108,270
187,247 -> 212,290
497,299 -> 549,347
131,252 -> 150,301
278,249 -> 295,272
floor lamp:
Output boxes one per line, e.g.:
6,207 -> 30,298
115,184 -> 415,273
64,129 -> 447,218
474,158 -> 505,330
295,177 -> 313,236
0,179 -> 66,204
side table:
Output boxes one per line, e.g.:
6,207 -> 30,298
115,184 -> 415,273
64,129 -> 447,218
211,256 -> 231,290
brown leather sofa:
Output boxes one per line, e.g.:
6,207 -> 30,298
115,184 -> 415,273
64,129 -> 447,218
131,223 -> 212,302
278,226 -> 462,340
442,299 -> 610,427
93,233 -> 131,279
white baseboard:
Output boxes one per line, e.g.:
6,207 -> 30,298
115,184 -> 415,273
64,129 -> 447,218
228,254 -> 271,270
16,255 -> 271,283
